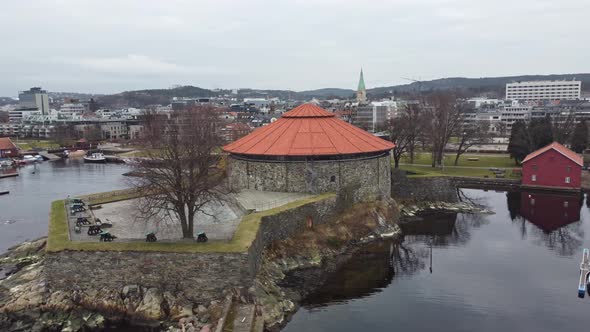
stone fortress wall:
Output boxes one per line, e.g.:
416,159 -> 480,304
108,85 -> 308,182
227,153 -> 391,201
44,196 -> 342,303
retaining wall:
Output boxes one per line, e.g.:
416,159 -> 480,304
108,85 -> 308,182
247,196 -> 339,274
391,169 -> 458,202
44,251 -> 251,303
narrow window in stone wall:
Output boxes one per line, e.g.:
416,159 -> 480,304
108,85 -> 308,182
307,216 -> 313,229
330,175 -> 336,182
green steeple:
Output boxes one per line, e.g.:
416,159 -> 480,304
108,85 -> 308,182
357,68 -> 366,91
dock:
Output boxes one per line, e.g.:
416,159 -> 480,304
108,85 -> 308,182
38,151 -> 61,161
0,172 -> 18,179
578,248 -> 589,298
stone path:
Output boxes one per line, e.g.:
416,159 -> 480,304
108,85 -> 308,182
232,304 -> 255,332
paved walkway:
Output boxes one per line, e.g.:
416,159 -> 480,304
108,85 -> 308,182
232,190 -> 312,211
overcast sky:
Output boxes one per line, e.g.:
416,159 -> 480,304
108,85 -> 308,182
1,0 -> 588,96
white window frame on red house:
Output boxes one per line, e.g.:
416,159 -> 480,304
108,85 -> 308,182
532,174 -> 536,182
565,177 -> 571,184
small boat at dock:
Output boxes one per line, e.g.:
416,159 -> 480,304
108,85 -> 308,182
83,152 -> 107,163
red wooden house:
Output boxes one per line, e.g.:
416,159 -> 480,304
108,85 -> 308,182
0,137 -> 18,158
521,142 -> 582,190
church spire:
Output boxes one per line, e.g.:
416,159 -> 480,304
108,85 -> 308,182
356,68 -> 367,104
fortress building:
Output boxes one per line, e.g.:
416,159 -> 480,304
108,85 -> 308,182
223,103 -> 395,200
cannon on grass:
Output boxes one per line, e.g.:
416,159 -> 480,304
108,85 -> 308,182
197,232 -> 208,243
87,225 -> 101,235
99,231 -> 116,242
146,232 -> 157,242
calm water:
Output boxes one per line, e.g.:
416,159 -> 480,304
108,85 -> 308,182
284,189 -> 590,332
0,159 -> 130,253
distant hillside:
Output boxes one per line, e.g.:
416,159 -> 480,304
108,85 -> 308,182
93,73 -> 590,108
368,73 -> 590,98
0,97 -> 17,106
98,86 -> 218,108
297,88 -> 355,99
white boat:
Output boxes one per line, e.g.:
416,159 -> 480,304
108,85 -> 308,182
84,152 -> 107,163
34,155 -> 44,162
22,155 -> 37,164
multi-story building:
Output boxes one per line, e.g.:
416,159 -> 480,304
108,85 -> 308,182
9,108 -> 40,122
506,80 -> 581,101
500,106 -> 533,130
60,103 -> 86,113
18,87 -> 50,115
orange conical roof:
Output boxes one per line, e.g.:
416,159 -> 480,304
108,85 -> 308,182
223,103 -> 395,156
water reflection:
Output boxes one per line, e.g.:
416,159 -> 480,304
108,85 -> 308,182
507,191 -> 584,256
300,241 -> 395,308
285,189 -> 590,332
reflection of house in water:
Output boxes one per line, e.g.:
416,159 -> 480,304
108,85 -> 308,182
519,191 -> 582,232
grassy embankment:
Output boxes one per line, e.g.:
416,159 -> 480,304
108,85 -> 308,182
46,189 -> 335,253
398,152 -> 521,178
15,139 -> 61,151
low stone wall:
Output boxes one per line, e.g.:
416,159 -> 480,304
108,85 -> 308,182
391,169 -> 458,202
247,196 -> 339,275
44,251 -> 251,303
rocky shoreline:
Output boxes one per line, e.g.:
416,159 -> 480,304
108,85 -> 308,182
0,197 -> 487,331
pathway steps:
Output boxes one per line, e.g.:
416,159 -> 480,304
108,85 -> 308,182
232,304 -> 255,332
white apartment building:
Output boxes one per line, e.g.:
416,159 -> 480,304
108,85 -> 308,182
60,103 -> 86,113
506,80 -> 581,101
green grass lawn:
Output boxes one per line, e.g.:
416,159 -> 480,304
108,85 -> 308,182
16,139 -> 61,151
46,191 -> 336,253
400,152 -> 518,168
399,164 -> 521,179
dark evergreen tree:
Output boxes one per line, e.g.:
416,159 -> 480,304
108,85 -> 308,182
507,120 -> 530,164
571,120 -> 588,153
528,115 -> 553,150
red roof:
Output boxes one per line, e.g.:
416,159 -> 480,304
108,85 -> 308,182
223,103 -> 395,156
0,137 -> 16,151
522,142 -> 583,166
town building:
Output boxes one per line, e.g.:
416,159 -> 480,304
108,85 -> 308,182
220,122 -> 252,143
0,137 -> 18,158
506,80 -> 581,101
223,103 -> 395,200
18,87 -> 50,115
356,69 -> 367,104
60,103 -> 86,113
521,142 -> 582,190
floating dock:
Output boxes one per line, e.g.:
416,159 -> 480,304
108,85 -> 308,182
579,248 -> 589,298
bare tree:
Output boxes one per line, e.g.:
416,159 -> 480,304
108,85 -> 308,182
453,122 -> 490,166
386,104 -> 421,168
421,93 -> 461,167
551,110 -> 576,145
131,106 -> 227,239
